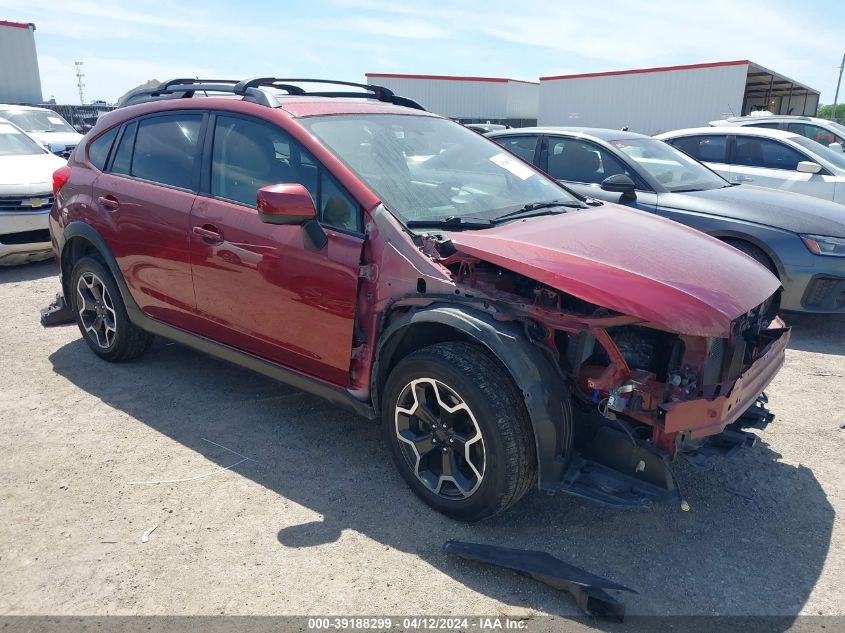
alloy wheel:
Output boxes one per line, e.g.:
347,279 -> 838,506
394,378 -> 485,499
76,272 -> 117,349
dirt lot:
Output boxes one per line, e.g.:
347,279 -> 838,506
1,260 -> 843,625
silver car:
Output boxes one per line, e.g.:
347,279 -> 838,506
656,126 -> 845,205
708,114 -> 845,152
487,126 -> 845,313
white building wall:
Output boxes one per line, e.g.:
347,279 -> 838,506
539,64 -> 749,135
0,22 -> 42,104
365,75 -> 509,119
504,81 -> 539,119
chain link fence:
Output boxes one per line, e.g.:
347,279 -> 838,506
31,104 -> 117,133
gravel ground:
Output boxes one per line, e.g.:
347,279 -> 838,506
1,260 -> 843,627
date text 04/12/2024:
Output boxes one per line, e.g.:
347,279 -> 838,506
307,617 -> 529,630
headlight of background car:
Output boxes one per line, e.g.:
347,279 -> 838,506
801,234 -> 845,257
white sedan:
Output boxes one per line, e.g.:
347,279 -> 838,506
656,126 -> 845,205
0,118 -> 68,265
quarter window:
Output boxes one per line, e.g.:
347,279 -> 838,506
670,135 -> 727,163
546,137 -> 634,185
211,115 -> 360,232
131,114 -> 203,189
733,136 -> 806,170
87,127 -> 118,170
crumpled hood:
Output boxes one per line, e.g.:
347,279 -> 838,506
660,185 -> 845,237
449,205 -> 781,337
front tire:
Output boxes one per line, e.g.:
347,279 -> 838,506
382,342 -> 536,521
70,256 -> 153,362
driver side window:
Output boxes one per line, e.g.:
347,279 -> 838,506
546,137 -> 634,185
210,115 -> 361,232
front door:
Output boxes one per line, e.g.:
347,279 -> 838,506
91,112 -> 205,328
730,135 -> 836,201
541,135 -> 659,212
189,113 -> 364,386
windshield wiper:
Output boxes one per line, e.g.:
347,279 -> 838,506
491,199 -> 587,223
406,215 -> 495,229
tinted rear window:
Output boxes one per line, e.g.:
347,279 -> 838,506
131,115 -> 203,189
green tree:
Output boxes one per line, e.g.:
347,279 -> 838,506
817,103 -> 845,122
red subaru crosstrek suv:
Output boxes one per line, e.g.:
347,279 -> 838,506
47,78 -> 790,521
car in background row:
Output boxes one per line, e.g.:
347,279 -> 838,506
0,117 -> 68,265
656,126 -> 845,205
487,127 -> 845,313
0,105 -> 83,159
710,114 -> 845,152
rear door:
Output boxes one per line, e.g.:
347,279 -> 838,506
729,134 -> 834,200
91,112 -> 205,328
189,112 -> 364,385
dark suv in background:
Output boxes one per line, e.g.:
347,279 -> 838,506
49,78 -> 788,521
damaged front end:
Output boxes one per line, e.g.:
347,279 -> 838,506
430,238 -> 790,510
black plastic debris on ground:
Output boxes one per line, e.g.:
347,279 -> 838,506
40,294 -> 75,327
443,540 -> 636,621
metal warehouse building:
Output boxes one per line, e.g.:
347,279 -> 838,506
538,60 -> 820,135
365,73 -> 539,126
0,20 -> 42,104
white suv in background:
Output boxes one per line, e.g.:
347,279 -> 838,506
0,105 -> 83,159
0,118 -> 68,265
656,126 -> 845,205
709,115 -> 845,153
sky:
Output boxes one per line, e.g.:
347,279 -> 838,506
1,0 -> 843,105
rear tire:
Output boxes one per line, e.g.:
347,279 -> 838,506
382,341 -> 536,521
70,256 -> 153,362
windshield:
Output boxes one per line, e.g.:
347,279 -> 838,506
299,114 -> 573,225
0,122 -> 47,156
2,110 -> 76,134
611,138 -> 729,192
791,136 -> 845,171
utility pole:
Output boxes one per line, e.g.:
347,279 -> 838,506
833,53 -> 844,123
74,61 -> 86,105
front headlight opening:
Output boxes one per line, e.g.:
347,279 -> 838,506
801,234 -> 845,257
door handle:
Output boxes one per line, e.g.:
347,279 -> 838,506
192,225 -> 224,243
97,195 -> 120,211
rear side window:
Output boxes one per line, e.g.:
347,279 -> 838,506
111,121 -> 137,176
131,114 -> 203,189
786,122 -> 845,146
495,136 -> 538,163
87,127 -> 118,170
746,122 -> 782,130
670,135 -> 727,163
733,137 -> 806,170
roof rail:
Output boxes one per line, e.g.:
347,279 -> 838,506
118,77 -> 425,111
233,78 -> 426,110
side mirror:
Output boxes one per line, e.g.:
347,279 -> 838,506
828,142 -> 843,153
48,143 -> 67,155
600,174 -> 637,199
257,183 -> 327,249
796,161 -> 822,174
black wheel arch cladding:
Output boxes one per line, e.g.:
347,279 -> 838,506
374,304 -> 573,490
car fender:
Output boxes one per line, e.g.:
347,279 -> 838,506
374,303 -> 572,490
